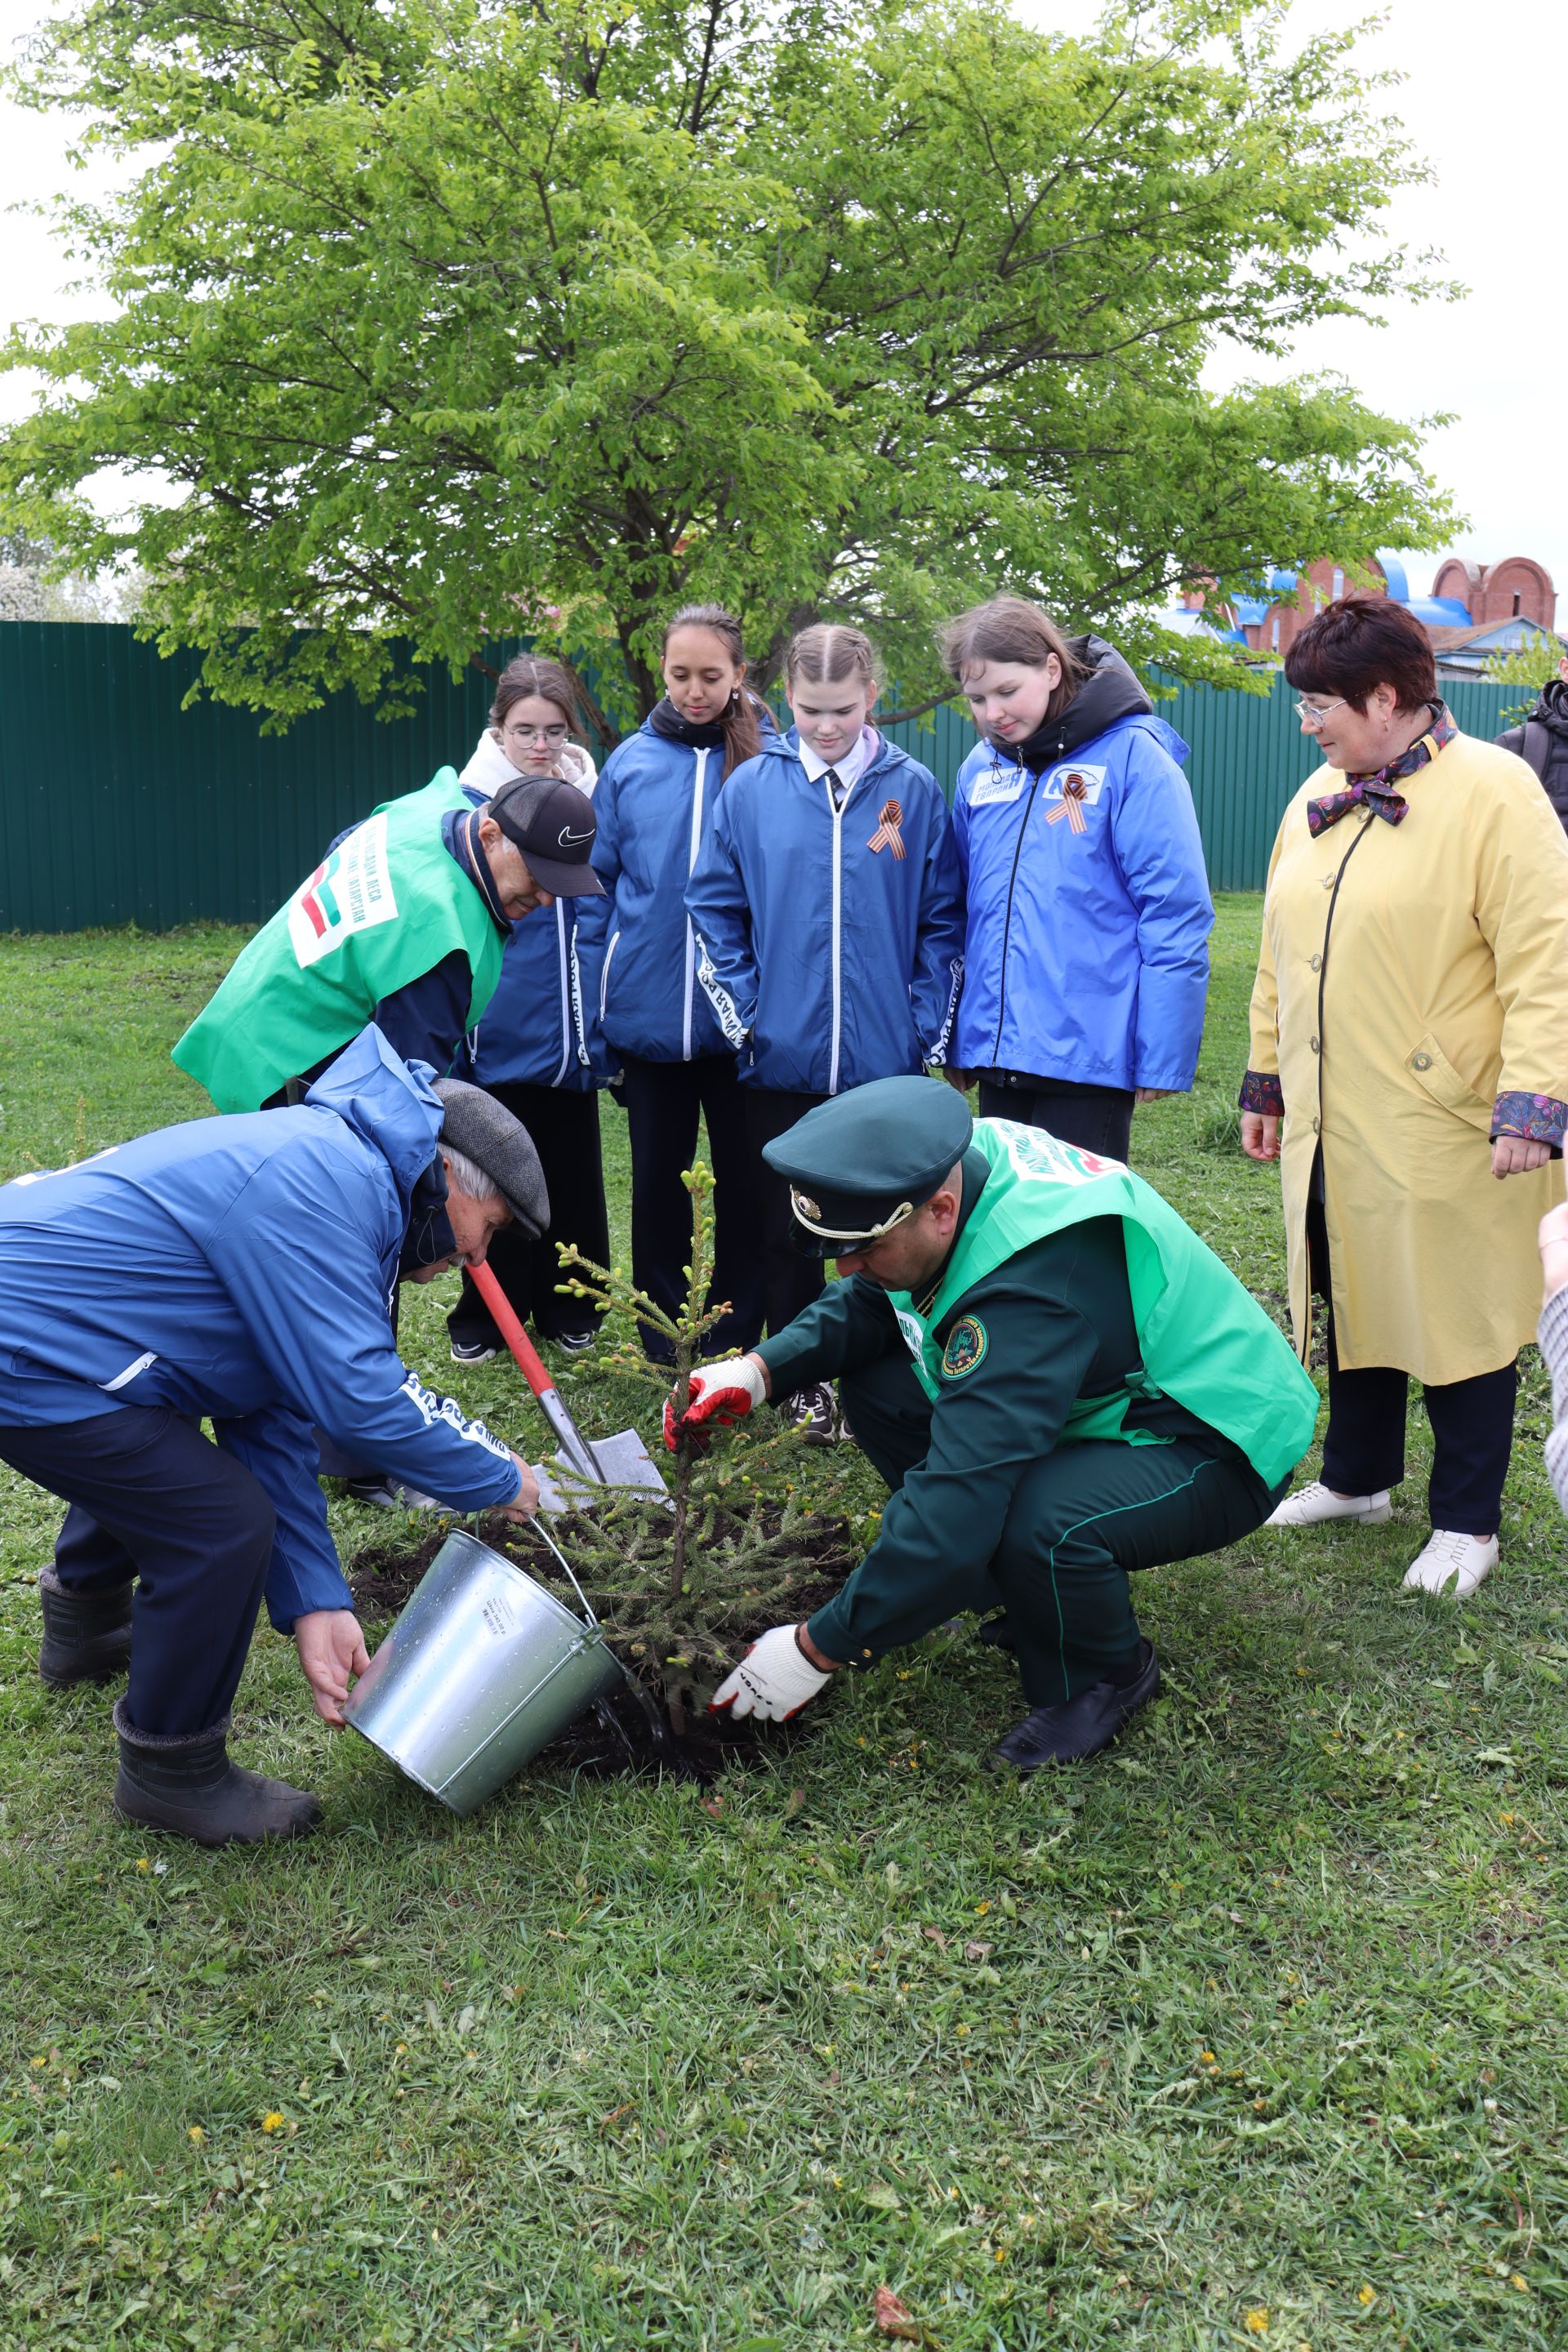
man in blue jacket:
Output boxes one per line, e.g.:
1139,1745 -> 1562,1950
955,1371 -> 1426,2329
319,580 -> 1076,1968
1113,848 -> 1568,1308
0,1027 -> 544,1847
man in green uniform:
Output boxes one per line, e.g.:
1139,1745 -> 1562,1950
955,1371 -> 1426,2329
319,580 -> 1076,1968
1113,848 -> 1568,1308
669,1077 -> 1318,1766
173,771 -> 603,1114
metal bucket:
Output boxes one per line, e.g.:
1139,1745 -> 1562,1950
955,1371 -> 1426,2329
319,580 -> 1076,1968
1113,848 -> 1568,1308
343,1526 -> 624,1816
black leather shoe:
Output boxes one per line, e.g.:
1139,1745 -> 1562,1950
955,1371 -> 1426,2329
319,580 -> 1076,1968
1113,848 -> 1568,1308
977,1614 -> 1017,1651
38,1566 -> 133,1688
989,1640 -> 1162,1771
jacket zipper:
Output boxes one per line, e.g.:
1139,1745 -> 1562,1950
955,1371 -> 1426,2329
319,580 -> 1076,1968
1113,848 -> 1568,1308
826,759 -> 862,1094
682,744 -> 710,1062
550,902 -> 572,1086
988,750 -> 1048,1067
599,928 -> 620,1023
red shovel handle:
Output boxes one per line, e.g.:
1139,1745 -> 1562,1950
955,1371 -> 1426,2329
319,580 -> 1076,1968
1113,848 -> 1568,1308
469,1258 -> 554,1400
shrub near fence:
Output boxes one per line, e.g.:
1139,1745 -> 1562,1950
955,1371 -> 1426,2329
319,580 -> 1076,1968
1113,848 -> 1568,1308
0,621 -> 1521,929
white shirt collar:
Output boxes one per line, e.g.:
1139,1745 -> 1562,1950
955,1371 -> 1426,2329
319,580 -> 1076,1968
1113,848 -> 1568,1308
796,726 -> 878,792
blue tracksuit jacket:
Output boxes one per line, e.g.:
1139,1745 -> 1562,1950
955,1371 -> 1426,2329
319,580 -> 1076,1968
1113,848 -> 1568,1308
0,1027 -> 520,1628
951,639 -> 1213,1091
453,782 -> 614,1092
590,713 -> 774,1064
686,731 -> 964,1094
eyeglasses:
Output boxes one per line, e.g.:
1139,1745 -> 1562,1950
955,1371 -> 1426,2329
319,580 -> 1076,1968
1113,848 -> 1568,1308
1293,697 -> 1348,728
502,721 -> 568,746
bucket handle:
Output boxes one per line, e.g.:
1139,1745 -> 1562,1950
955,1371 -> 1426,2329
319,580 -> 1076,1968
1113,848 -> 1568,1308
527,1511 -> 601,1629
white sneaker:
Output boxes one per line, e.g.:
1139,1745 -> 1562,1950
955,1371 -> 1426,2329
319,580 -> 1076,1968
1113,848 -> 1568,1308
1402,1529 -> 1498,1598
1266,1479 -> 1392,1529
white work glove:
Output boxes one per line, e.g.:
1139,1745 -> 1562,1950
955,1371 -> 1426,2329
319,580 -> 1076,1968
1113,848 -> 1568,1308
710,1624 -> 831,1722
664,1353 -> 768,1451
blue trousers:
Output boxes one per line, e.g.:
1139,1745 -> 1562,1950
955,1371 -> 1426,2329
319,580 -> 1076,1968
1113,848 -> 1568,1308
0,1407 -> 276,1735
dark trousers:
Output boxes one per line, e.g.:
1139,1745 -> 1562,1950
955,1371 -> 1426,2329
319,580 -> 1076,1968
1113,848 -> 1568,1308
617,1054 -> 763,1361
978,1074 -> 1135,1163
840,1348 -> 1272,1708
742,1085 -> 831,1339
0,1407 -> 277,1736
1307,1197 -> 1515,1535
448,1085 -> 610,1348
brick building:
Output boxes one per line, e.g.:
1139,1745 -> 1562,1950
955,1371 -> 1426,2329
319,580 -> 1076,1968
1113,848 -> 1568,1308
1170,551 -> 1562,677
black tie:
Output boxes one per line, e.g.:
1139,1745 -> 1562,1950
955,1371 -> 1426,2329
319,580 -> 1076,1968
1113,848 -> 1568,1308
825,766 -> 849,810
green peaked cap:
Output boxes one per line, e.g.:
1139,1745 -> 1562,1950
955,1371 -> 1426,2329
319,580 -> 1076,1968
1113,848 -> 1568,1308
761,1076 -> 974,1256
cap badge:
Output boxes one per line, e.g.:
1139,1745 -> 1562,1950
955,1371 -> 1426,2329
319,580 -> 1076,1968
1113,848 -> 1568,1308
1045,773 -> 1090,835
867,799 -> 906,860
795,1193 -> 822,1222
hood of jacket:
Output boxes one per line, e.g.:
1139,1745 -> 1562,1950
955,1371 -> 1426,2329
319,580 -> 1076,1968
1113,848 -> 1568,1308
459,728 -> 598,798
302,1024 -> 446,1221
1000,635 -> 1161,769
1530,677 -> 1568,739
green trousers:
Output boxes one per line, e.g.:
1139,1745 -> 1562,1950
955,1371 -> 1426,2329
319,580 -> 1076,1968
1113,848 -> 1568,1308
840,1350 -> 1274,1708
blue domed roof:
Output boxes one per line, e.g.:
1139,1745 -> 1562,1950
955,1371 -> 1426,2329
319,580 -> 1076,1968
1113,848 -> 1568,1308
1377,551 -> 1410,603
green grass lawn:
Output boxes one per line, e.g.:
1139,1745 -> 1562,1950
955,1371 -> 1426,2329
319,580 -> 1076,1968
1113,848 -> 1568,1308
0,902 -> 1564,2352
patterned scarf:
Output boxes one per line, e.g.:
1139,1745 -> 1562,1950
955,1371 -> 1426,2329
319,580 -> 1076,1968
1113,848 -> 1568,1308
1305,702 -> 1454,837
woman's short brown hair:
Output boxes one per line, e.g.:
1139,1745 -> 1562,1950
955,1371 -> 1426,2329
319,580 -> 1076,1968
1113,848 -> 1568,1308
938,595 -> 1088,730
1284,594 -> 1437,715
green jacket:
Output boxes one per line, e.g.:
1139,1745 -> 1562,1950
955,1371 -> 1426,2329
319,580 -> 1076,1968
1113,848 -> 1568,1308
172,772 -> 506,1112
760,1119 -> 1317,1666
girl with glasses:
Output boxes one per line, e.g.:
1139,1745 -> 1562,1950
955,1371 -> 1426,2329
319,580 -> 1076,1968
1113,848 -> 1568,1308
446,653 -> 613,1364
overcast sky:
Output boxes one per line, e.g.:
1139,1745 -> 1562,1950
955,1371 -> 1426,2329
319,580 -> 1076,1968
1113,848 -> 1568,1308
2,0 -> 1564,602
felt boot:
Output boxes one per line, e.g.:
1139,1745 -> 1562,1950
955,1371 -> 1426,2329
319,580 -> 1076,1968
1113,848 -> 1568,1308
38,1566 -> 133,1689
112,1699 -> 322,1846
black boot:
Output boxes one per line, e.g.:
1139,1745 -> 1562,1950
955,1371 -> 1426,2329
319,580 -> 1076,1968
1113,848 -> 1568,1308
112,1698 -> 323,1846
976,1613 -> 1017,1652
989,1640 -> 1162,1772
38,1566 -> 133,1689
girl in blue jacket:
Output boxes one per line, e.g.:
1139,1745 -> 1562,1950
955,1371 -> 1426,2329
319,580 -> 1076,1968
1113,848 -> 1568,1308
687,624 -> 963,1426
590,606 -> 772,1360
446,654 -> 614,1362
941,596 -> 1212,1163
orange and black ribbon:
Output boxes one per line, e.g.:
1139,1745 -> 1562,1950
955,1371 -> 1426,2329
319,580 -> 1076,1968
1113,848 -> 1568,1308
1045,774 -> 1089,834
868,798 -> 906,859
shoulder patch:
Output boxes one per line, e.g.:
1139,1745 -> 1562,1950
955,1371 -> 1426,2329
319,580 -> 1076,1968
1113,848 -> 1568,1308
941,1314 -> 989,1379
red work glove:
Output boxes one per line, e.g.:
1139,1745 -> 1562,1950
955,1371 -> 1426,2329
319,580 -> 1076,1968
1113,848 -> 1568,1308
663,1353 -> 768,1451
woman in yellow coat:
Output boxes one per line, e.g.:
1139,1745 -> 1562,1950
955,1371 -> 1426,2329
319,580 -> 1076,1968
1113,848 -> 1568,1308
1240,595 -> 1568,1598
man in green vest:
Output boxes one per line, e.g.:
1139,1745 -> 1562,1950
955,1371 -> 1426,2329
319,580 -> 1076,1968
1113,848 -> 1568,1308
668,1076 -> 1319,1767
173,771 -> 603,1114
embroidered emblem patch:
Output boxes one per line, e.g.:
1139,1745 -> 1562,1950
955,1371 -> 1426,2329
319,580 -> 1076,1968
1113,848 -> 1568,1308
941,1315 -> 989,1379
868,799 -> 906,859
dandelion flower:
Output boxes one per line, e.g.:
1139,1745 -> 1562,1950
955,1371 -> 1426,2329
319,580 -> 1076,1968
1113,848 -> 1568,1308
1244,2310 -> 1268,2335
1356,2286 -> 1376,2307
261,2111 -> 285,2133
187,2125 -> 206,2145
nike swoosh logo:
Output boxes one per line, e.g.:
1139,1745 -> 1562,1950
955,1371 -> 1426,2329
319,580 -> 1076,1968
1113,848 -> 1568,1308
557,827 -> 594,846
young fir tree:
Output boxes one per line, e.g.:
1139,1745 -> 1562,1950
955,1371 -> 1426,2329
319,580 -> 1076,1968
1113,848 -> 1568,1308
532,1164 -> 858,1732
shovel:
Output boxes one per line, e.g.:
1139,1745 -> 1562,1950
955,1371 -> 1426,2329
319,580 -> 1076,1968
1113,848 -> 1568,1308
467,1258 -> 670,1514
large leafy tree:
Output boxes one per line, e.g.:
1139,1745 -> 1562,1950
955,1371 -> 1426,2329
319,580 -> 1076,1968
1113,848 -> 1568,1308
0,0 -> 1455,728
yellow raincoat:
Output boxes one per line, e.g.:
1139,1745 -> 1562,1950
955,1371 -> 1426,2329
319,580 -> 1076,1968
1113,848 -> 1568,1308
1247,729 -> 1568,1383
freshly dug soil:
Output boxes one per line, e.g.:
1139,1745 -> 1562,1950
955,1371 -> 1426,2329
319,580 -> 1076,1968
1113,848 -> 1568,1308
347,1503 -> 855,1782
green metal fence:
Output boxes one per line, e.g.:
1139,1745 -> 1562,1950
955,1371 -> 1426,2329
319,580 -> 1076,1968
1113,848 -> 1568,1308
0,621 -> 1525,929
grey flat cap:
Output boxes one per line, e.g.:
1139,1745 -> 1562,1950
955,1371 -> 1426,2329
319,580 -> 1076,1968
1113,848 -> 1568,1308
432,1078 -> 550,1238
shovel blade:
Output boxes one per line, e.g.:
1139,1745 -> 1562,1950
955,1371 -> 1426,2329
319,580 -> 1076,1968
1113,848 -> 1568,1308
531,1427 -> 671,1516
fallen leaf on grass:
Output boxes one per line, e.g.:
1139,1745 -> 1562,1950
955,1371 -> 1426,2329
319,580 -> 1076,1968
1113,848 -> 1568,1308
784,1787 -> 805,1816
873,2286 -> 923,2341
702,1795 -> 725,1818
862,2182 -> 903,2212
922,1927 -> 947,1951
598,2103 -> 636,2132
964,1940 -> 993,1962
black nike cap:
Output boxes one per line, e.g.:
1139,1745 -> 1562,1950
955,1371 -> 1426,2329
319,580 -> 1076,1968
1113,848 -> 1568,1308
485,774 -> 604,898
